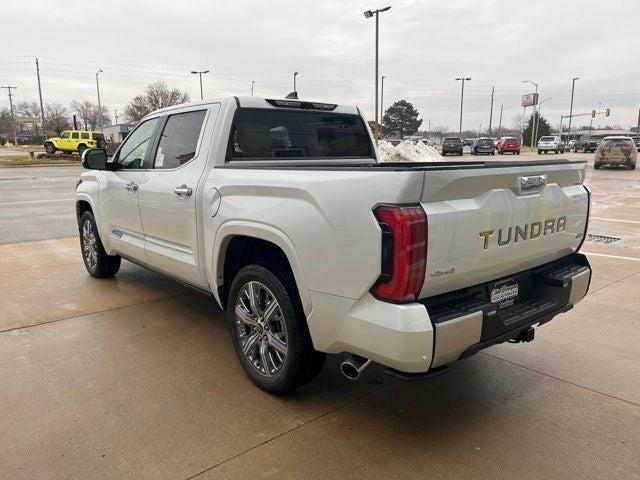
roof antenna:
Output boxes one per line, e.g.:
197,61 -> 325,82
285,91 -> 298,99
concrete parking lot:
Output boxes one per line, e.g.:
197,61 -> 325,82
1,155 -> 639,479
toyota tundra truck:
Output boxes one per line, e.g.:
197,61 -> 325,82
75,96 -> 592,393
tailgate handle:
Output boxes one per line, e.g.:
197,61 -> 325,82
518,175 -> 546,194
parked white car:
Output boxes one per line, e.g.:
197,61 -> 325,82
76,96 -> 592,393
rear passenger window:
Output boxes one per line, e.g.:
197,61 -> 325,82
71,132 -> 79,139
154,110 -> 206,169
229,110 -> 374,160
81,132 -> 89,139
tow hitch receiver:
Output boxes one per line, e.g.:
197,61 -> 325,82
509,326 -> 535,343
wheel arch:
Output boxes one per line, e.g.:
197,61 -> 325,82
211,223 -> 311,316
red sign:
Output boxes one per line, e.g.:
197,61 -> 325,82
521,93 -> 538,107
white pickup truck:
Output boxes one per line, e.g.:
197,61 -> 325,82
76,97 -> 592,393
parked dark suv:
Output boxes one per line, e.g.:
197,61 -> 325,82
471,137 -> 496,155
442,137 -> 463,156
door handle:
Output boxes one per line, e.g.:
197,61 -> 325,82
174,185 -> 193,197
125,182 -> 138,192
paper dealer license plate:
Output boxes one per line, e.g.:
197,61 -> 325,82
490,279 -> 519,309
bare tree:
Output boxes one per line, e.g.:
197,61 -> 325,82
45,103 -> 71,135
124,81 -> 190,122
70,100 -> 111,130
16,101 -> 40,118
0,108 -> 12,143
511,113 -> 525,133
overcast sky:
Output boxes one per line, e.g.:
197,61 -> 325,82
2,0 -> 638,132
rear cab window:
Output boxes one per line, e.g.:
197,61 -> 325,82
228,109 -> 374,161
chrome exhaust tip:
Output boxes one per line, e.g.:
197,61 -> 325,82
340,354 -> 372,380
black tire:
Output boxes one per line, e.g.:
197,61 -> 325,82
538,150 -> 542,155
45,143 -> 56,154
78,144 -> 87,156
594,163 -> 600,170
630,163 -> 636,170
79,211 -> 121,278
227,264 -> 325,394
516,151 -> 520,155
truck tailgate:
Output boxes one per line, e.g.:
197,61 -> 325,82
419,161 -> 588,298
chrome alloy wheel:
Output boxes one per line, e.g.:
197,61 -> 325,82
82,219 -> 98,271
235,281 -> 288,377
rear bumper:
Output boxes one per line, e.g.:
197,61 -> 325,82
596,156 -> 635,165
307,253 -> 591,374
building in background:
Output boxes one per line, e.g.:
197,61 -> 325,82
101,123 -> 132,145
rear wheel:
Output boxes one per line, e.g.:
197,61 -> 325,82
79,211 -> 121,278
227,264 -> 325,394
630,163 -> 636,170
594,163 -> 601,169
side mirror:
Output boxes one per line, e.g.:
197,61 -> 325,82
82,148 -> 108,170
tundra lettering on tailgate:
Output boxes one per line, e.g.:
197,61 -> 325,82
479,216 -> 567,250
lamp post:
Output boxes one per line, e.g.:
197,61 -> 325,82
537,98 -> 552,134
95,69 -> 103,132
191,70 -> 210,100
498,105 -> 510,136
522,80 -> 539,146
364,6 -> 391,124
567,77 -> 579,144
293,72 -> 298,92
455,77 -> 471,136
380,75 -> 386,124
251,80 -> 255,96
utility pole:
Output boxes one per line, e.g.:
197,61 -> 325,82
191,70 -> 210,100
251,80 -> 255,96
364,6 -> 391,124
293,72 -> 298,92
498,105 -> 504,135
636,106 -> 640,140
95,69 -> 103,132
35,57 -> 46,139
380,75 -> 386,123
567,77 -> 579,145
455,77 -> 471,136
488,86 -> 494,135
114,109 -> 119,125
1,86 -> 17,145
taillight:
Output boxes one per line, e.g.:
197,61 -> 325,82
372,205 -> 427,303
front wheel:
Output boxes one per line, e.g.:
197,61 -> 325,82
594,163 -> 601,169
45,143 -> 56,154
78,144 -> 87,156
79,211 -> 121,278
227,264 -> 325,394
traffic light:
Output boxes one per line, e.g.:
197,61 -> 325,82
605,108 -> 610,117
591,110 -> 596,118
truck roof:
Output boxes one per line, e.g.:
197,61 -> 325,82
151,96 -> 360,116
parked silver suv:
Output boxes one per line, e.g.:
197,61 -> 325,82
537,136 -> 565,154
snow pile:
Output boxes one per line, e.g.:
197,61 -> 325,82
377,140 -> 442,163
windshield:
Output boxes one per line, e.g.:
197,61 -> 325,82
230,110 -> 374,160
603,139 -> 633,148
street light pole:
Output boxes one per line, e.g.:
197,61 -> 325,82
364,6 -> 391,125
293,72 -> 298,92
191,70 -> 210,100
455,77 -> 471,136
538,98 -> 552,136
523,80 -> 539,147
251,80 -> 255,96
380,75 -> 386,123
567,77 -> 579,145
498,105 -> 510,136
488,86 -> 494,135
95,69 -> 103,132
